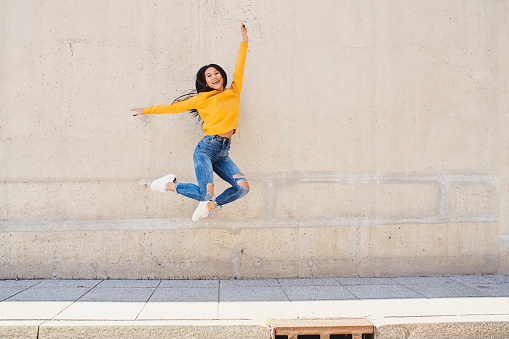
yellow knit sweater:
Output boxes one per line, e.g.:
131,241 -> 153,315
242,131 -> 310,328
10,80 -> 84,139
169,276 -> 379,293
143,41 -> 248,136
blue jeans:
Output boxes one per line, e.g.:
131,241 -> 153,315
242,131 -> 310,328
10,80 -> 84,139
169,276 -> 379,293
174,135 -> 249,207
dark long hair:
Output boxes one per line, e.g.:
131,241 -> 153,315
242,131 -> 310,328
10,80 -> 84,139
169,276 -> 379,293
173,64 -> 228,123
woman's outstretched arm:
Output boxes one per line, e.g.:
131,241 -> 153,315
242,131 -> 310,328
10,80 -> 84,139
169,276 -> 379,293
131,94 -> 202,116
230,24 -> 249,94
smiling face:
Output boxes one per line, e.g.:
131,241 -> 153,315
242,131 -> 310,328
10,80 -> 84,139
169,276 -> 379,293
204,67 -> 224,91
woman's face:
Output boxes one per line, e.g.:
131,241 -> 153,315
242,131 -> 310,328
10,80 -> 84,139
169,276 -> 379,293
204,67 -> 224,91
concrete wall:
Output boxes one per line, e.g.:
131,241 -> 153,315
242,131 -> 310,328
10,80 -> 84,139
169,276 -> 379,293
1,0 -> 508,279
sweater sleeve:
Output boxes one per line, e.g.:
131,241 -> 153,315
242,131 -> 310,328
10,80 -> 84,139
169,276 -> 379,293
229,41 -> 248,95
143,94 -> 202,114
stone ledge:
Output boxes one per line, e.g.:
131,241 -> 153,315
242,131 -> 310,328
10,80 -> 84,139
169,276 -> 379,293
372,316 -> 509,339
3,318 -> 509,339
0,320 -> 270,339
0,321 -> 41,339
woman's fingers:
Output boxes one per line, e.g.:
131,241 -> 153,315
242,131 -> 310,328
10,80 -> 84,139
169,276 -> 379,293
241,23 -> 248,42
131,108 -> 144,116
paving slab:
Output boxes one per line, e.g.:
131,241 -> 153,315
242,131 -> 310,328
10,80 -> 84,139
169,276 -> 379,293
218,301 -> 297,320
344,284 -> 423,299
53,302 -> 146,320
138,301 -> 218,320
336,277 -> 398,285
430,297 -> 509,316
361,298 -> 457,318
96,280 -> 161,288
404,281 -> 490,298
7,287 -> 91,301
290,299 -> 375,319
149,287 -> 218,302
220,286 -> 288,301
282,285 -> 356,301
36,280 -> 102,288
446,275 -> 507,284
78,287 -> 155,302
0,281 -> 41,288
390,276 -> 455,285
0,301 -> 73,320
466,283 -> 509,297
0,288 -> 28,301
277,277 -> 340,286
220,279 -> 279,287
159,279 -> 219,288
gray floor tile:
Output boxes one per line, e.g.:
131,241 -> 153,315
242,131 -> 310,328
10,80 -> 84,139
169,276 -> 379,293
220,279 -> 279,287
344,284 -> 422,299
79,287 -> 154,302
466,283 -> 509,297
0,280 -> 41,288
404,281 -> 490,298
36,280 -> 102,288
336,277 -> 398,285
391,276 -> 454,286
7,287 -> 90,301
149,287 -> 218,302
446,275 -> 507,285
220,286 -> 288,301
0,288 -> 27,301
282,285 -> 356,301
96,280 -> 160,288
278,278 -> 340,286
159,280 -> 219,288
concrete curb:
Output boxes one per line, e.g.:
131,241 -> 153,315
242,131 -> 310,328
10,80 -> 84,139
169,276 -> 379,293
372,316 -> 509,339
3,319 -> 509,339
377,321 -> 509,339
1,320 -> 271,339
0,321 -> 41,339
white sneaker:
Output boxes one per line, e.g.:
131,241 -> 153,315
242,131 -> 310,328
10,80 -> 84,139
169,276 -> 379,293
150,174 -> 176,193
192,201 -> 211,222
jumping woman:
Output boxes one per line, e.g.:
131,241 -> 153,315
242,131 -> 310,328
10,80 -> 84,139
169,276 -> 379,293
131,24 -> 250,222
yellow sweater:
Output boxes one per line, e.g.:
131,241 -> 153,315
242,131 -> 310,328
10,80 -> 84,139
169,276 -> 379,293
143,41 -> 248,136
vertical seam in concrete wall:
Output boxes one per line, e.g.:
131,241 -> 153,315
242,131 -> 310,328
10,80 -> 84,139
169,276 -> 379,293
438,178 -> 450,222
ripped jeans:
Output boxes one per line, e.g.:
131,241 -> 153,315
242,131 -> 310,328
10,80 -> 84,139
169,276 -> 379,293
174,135 -> 249,207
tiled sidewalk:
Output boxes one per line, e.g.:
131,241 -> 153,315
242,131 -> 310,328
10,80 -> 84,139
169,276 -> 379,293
1,275 -> 509,338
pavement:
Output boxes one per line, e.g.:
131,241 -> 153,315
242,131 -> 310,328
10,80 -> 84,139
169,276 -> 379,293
1,275 -> 509,338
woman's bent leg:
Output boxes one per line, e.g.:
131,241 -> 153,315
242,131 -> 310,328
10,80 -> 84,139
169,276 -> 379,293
213,157 -> 249,207
175,146 -> 214,202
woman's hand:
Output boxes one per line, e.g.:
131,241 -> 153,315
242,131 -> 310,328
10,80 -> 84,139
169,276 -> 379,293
241,23 -> 248,42
131,108 -> 144,116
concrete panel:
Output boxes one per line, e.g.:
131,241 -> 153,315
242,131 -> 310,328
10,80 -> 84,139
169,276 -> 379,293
450,183 -> 498,215
297,223 -> 500,278
276,183 -> 438,219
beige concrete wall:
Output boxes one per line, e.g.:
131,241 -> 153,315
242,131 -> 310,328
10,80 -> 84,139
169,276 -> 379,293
1,0 -> 508,279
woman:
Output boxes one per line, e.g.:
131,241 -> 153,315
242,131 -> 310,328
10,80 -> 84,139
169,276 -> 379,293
132,24 -> 250,222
